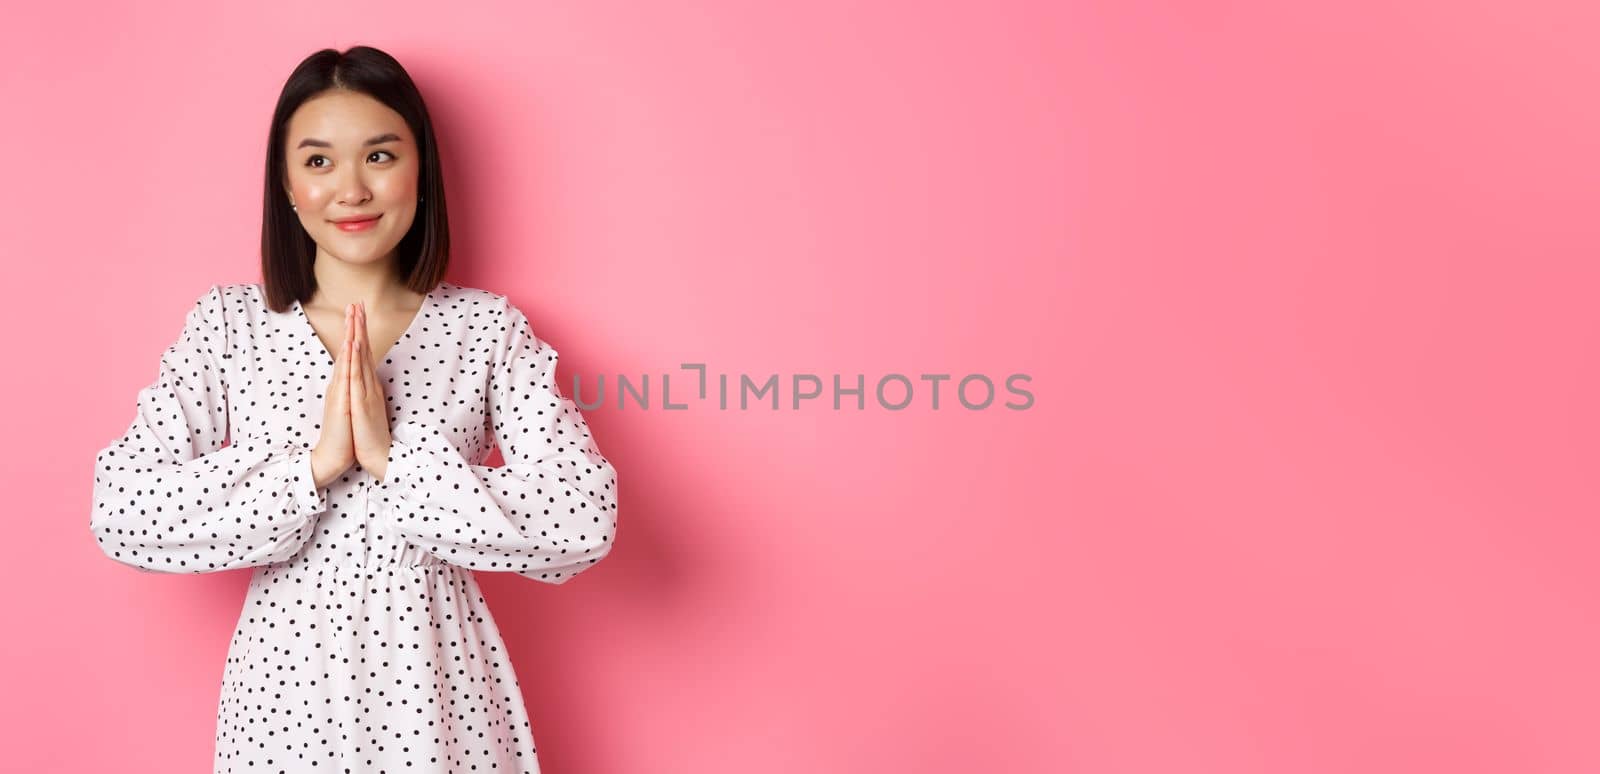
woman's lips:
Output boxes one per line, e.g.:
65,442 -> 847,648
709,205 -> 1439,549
334,214 -> 381,232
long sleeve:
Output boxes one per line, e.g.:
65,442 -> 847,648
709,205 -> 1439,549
370,300 -> 619,584
89,285 -> 329,573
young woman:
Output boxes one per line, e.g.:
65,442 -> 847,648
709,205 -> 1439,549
89,45 -> 619,772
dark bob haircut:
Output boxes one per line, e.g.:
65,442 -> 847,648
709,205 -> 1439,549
259,45 -> 450,312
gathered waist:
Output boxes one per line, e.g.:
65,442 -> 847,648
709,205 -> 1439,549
263,560 -> 463,577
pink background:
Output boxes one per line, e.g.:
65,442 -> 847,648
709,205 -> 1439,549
3,1 -> 1597,772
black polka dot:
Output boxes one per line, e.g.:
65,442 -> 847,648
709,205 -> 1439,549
90,281 -> 619,771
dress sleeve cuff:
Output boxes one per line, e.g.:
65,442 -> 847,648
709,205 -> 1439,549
288,448 -> 329,516
372,438 -> 424,512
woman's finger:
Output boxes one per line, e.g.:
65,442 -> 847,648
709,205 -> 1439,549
350,303 -> 360,368
345,305 -> 358,401
351,312 -> 365,403
353,303 -> 367,399
333,305 -> 350,378
361,308 -> 381,395
342,337 -> 351,407
347,308 -> 359,407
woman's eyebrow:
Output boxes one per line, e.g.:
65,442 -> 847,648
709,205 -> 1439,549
295,132 -> 402,150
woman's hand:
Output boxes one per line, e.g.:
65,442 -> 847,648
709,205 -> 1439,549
349,302 -> 395,480
310,304 -> 358,488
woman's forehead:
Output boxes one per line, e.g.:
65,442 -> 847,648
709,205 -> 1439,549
288,92 -> 411,146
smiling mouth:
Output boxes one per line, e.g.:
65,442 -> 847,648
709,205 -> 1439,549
333,214 -> 382,232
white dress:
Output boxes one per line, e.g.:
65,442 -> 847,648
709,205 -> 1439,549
90,281 -> 619,773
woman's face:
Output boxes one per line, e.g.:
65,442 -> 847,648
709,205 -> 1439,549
282,89 -> 420,268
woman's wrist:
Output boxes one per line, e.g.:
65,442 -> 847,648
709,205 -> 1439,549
309,447 -> 341,489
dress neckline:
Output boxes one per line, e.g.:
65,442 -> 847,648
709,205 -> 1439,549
290,283 -> 442,370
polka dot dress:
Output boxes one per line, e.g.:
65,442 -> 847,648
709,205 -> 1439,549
90,281 -> 619,772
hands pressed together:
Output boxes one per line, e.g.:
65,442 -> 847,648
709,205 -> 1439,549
309,302 -> 395,488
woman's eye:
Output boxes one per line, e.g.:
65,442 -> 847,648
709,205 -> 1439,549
304,151 -> 395,168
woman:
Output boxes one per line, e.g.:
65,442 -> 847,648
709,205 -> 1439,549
89,46 -> 618,772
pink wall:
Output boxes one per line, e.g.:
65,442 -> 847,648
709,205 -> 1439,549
3,1 -> 1597,771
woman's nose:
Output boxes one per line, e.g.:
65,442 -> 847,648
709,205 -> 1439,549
336,174 -> 372,206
